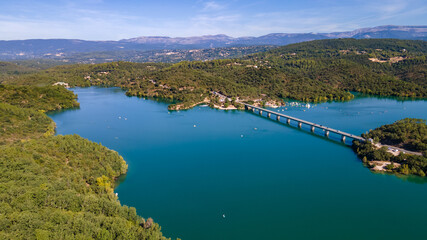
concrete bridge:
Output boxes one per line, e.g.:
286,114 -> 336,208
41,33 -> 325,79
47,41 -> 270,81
242,103 -> 365,143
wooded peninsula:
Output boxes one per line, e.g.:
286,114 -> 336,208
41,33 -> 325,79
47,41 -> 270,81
0,85 -> 168,239
353,118 -> 427,176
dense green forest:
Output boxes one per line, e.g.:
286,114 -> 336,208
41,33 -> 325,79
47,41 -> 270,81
0,84 -> 78,145
0,38 -> 425,237
0,86 -> 168,239
0,62 -> 38,76
353,118 -> 427,176
1,39 -> 426,110
0,103 -> 55,144
0,60 -> 69,76
363,118 -> 427,151
0,85 -> 80,111
0,135 -> 167,239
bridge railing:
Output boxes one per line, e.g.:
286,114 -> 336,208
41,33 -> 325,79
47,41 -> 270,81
242,103 -> 365,143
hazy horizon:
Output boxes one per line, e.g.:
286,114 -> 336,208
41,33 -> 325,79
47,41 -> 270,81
0,25 -> 425,42
0,0 -> 426,41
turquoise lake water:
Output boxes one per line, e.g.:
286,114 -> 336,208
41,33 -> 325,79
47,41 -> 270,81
49,87 -> 427,240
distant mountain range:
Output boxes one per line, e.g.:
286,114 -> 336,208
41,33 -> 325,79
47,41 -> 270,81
121,25 -> 427,45
0,25 -> 425,61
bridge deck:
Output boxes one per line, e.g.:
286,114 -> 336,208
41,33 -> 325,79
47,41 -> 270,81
243,103 -> 365,142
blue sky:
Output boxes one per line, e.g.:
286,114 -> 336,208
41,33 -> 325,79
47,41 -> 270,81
0,0 -> 425,40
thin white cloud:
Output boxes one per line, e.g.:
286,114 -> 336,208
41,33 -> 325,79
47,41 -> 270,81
367,0 -> 408,20
376,0 -> 407,14
203,1 -> 224,11
187,13 -> 241,36
246,7 -> 358,34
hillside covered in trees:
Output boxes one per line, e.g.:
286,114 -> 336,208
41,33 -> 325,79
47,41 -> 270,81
1,39 -> 426,110
0,86 -> 168,239
0,38 -> 425,236
353,118 -> 427,177
0,85 -> 80,111
0,103 -> 55,145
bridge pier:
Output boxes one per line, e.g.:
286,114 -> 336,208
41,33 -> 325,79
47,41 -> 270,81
242,103 -> 364,144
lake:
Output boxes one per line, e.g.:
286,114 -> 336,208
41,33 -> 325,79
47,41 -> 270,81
49,87 -> 427,240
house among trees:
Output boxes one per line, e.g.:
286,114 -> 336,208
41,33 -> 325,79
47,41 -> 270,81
52,81 -> 70,88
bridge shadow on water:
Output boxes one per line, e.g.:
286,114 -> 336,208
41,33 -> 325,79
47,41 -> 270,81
245,110 -> 353,148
